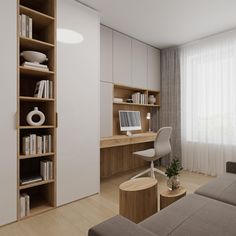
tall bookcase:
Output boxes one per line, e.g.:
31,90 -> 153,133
17,0 -> 56,219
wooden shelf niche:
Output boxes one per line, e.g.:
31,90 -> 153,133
113,84 -> 160,135
17,0 -> 56,220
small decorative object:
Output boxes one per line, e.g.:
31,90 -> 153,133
146,112 -> 152,132
126,98 -> 133,103
148,95 -> 156,105
26,107 -> 45,126
20,51 -> 48,64
165,159 -> 183,190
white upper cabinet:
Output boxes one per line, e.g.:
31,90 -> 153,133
100,25 -> 113,82
147,46 -> 161,91
113,31 -> 132,86
100,82 -> 113,137
132,39 -> 148,89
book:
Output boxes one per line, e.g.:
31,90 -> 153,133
40,161 -> 48,180
49,81 -> 53,98
20,176 -> 42,185
34,80 -> 45,98
49,161 -> 53,179
21,193 -> 30,216
23,62 -> 48,69
21,14 -> 27,37
37,136 -> 42,154
30,134 -> 36,155
48,135 -> 52,153
28,17 -> 32,38
20,195 -> 26,218
22,136 -> 30,155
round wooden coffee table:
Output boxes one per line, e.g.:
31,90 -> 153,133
160,186 -> 186,210
119,177 -> 157,223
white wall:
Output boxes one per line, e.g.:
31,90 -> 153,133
57,0 -> 100,206
0,1 -> 17,226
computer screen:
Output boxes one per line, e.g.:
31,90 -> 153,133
119,110 -> 142,132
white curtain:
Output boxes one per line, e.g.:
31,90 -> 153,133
180,30 -> 236,176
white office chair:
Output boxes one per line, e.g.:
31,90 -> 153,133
131,127 -> 172,179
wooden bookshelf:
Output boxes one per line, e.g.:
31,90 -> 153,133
113,84 -> 160,135
17,0 -> 56,220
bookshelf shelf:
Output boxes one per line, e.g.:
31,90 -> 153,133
19,125 -> 55,130
113,102 -> 160,107
20,37 -> 54,52
17,0 -> 56,220
19,152 -> 55,160
19,66 -> 54,76
19,96 -> 55,102
113,84 -> 160,135
19,179 -> 54,190
19,5 -> 54,28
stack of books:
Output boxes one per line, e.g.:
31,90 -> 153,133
40,160 -> 53,181
132,92 -> 148,104
20,193 -> 30,218
34,80 -> 53,99
22,134 -> 52,155
19,14 -> 32,38
22,61 -> 49,71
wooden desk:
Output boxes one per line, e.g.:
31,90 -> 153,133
100,132 -> 157,179
100,132 -> 157,148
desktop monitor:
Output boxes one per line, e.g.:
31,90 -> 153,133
119,110 -> 142,134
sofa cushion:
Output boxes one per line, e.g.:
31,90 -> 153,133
195,173 -> 236,206
140,194 -> 236,236
88,215 -> 157,236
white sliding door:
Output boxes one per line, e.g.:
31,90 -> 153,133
57,0 -> 100,206
0,1 -> 17,226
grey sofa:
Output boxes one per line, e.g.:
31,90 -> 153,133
88,162 -> 236,236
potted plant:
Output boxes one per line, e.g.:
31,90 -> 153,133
165,159 -> 183,190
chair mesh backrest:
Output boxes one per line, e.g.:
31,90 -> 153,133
154,127 -> 172,158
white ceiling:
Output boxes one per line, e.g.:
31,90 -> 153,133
78,0 -> 236,49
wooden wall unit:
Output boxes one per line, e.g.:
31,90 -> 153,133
17,0 -> 56,219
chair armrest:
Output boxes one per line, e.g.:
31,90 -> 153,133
88,215 -> 157,236
226,162 -> 236,174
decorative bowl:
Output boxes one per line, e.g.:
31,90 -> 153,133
20,51 -> 48,64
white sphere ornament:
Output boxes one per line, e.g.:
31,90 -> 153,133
27,107 -> 45,126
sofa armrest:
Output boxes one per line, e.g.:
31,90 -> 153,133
226,162 -> 236,174
88,215 -> 157,236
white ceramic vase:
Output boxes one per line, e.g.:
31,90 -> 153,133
26,107 -> 45,126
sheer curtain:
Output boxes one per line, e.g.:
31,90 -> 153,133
180,30 -> 236,176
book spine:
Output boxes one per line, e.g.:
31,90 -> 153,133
48,134 -> 52,153
21,14 -> 26,37
42,135 -> 46,153
49,81 -> 53,98
20,195 -> 26,218
21,193 -> 30,216
40,161 -> 47,181
22,136 -> 30,155
29,17 -> 33,39
26,16 -> 29,37
30,134 -> 36,155
37,136 -> 42,154
38,80 -> 45,98
49,161 -> 53,179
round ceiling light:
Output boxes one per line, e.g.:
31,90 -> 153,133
57,28 -> 84,44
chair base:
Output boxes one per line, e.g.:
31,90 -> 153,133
131,161 -> 166,179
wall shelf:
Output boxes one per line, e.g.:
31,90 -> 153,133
17,0 -> 56,221
19,96 -> 55,102
19,179 -> 54,190
20,37 -> 54,52
19,66 -> 54,76
113,102 -> 160,107
19,152 -> 55,160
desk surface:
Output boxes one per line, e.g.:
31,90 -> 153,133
100,132 -> 157,149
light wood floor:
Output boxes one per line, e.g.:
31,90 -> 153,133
0,168 -> 215,236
